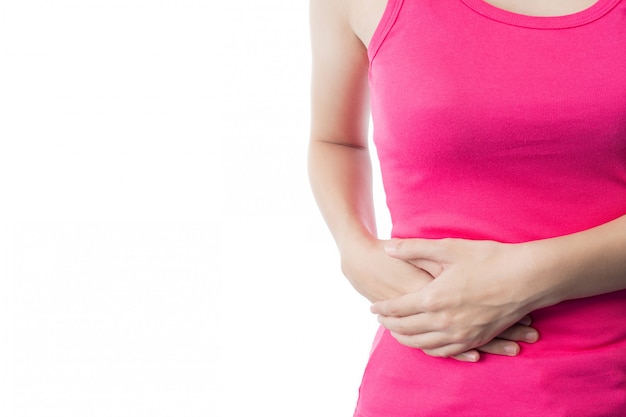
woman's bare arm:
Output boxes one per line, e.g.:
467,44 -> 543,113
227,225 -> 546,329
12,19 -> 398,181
309,0 -> 433,301
308,0 -> 538,360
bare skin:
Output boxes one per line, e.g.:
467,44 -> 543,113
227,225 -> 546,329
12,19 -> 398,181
310,0 -> 626,362
310,0 -> 541,362
309,0 -> 626,360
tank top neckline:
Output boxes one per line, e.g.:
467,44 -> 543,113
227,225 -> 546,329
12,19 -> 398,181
458,0 -> 621,28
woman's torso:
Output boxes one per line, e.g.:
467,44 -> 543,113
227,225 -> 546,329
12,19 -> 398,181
354,0 -> 626,415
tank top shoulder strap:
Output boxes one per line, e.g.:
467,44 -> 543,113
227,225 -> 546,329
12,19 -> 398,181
368,0 -> 404,63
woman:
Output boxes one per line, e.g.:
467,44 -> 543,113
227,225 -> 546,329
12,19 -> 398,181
308,0 -> 626,415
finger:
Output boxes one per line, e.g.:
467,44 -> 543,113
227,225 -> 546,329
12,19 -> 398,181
377,312 -> 434,335
422,343 -> 473,358
391,330 -> 464,352
393,331 -> 480,358
452,350 -> 480,362
497,324 -> 539,343
476,339 -> 520,356
371,291 -> 424,317
384,239 -> 448,276
412,259 -> 445,278
517,315 -> 532,326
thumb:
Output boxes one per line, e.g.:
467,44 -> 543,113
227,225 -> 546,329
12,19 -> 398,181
384,238 -> 446,277
384,238 -> 446,259
383,238 -> 400,255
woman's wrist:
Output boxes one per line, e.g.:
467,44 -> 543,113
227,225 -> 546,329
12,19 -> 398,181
518,216 -> 626,310
519,238 -> 576,310
338,234 -> 380,294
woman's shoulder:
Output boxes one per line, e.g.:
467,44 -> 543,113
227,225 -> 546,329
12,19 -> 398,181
310,0 -> 388,49
348,0 -> 388,49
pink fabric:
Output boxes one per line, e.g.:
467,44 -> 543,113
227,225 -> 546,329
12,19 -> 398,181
357,0 -> 626,415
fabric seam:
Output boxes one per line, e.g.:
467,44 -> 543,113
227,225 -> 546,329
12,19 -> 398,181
458,0 -> 622,29
368,0 -> 404,65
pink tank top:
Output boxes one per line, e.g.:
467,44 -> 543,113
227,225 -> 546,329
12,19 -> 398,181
357,0 -> 626,415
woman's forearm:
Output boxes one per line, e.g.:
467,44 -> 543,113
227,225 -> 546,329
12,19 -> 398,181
525,214 -> 626,310
307,139 -> 378,252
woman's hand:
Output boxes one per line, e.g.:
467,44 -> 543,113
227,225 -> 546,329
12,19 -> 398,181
342,236 -> 538,361
371,238 -> 538,359
339,236 -> 434,303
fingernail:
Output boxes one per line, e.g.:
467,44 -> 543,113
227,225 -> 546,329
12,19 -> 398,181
525,331 -> 538,343
384,241 -> 398,254
460,352 -> 479,362
505,345 -> 519,355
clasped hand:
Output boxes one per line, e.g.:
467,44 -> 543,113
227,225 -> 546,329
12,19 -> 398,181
371,238 -> 539,360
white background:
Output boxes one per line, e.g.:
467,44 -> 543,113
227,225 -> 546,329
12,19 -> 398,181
0,1 -> 388,416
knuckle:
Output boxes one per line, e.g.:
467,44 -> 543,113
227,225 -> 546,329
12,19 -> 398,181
422,293 -> 440,312
394,334 -> 423,349
393,239 -> 408,254
436,312 -> 454,329
409,337 -> 426,350
388,306 -> 401,316
382,303 -> 400,316
506,326 -> 525,341
422,288 -> 449,312
455,327 -> 474,342
394,321 -> 413,335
